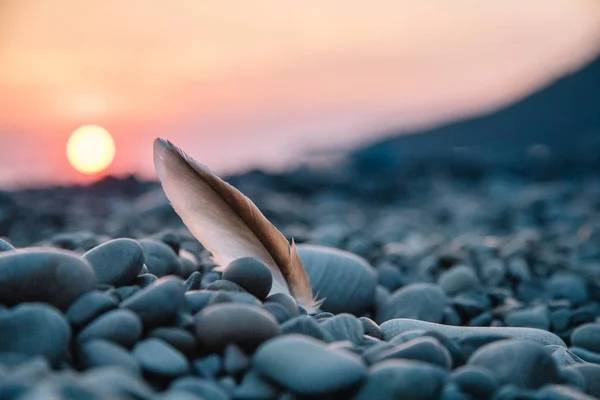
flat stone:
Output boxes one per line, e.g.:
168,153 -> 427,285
546,273 -> 589,306
253,334 -> 367,396
0,248 -> 97,310
82,238 -> 144,287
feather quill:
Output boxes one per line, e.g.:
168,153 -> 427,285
153,138 -> 316,310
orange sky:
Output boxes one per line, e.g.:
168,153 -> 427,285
1,1 -> 600,187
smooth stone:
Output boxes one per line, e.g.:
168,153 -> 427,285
0,239 -> 15,252
442,307 -> 463,326
186,291 -> 218,314
175,312 -> 195,330
200,271 -> 222,289
206,279 -> 248,293
82,238 -> 144,287
121,276 -> 187,328
353,359 -> 448,400
77,309 -> 142,348
451,366 -> 499,400
78,339 -> 140,374
0,249 -> 97,310
139,239 -> 182,277
154,391 -> 205,400
184,271 -> 202,291
170,377 -> 229,400
376,264 -> 405,292
505,306 -> 550,330
133,339 -> 189,379
452,291 -> 491,319
234,369 -> 279,400
66,291 -> 118,329
81,366 -> 154,399
262,302 -> 293,324
570,347 -> 600,364
422,331 -> 465,368
565,364 -> 600,397
224,291 -> 262,306
193,354 -> 221,379
469,311 -> 493,327
468,339 -> 561,389
280,315 -> 331,341
571,324 -> 600,353
359,317 -> 383,340
222,257 -> 273,300
195,303 -> 280,351
148,327 -> 197,356
381,319 -> 566,347
371,337 -> 452,369
264,293 -> 300,317
114,285 -> 141,301
133,273 -> 158,288
546,273 -> 589,306
253,334 -> 367,396
297,244 -> 377,315
560,367 -> 588,391
537,385 -> 598,400
546,345 -> 586,367
439,383 -> 470,400
481,259 -> 506,286
438,265 -> 479,295
223,344 -> 249,375
551,308 -> 572,332
377,284 -> 446,324
320,314 -> 365,345
374,285 -> 391,315
0,303 -> 70,365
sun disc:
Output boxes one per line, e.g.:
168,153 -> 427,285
67,125 -> 115,174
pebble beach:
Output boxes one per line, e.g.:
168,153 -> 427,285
1,154 -> 600,400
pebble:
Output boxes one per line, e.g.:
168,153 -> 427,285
261,302 -> 293,323
264,293 -> 300,317
121,276 -> 187,328
481,258 -> 506,287
377,283 -> 446,324
359,317 -> 383,340
77,339 -> 140,374
185,290 -> 218,314
77,309 -> 142,348
222,257 -> 273,300
139,239 -> 182,277
253,334 -> 367,396
451,365 -> 499,400
114,285 -> 141,301
81,238 -> 144,287
65,290 -> 118,329
546,345 -> 585,367
570,323 -> 600,353
193,354 -> 221,379
81,366 -> 154,399
195,303 -> 280,351
0,249 -> 97,310
537,385 -> 598,400
134,273 -> 159,288
132,338 -> 189,379
148,327 -> 197,357
371,336 -> 453,369
565,364 -> 600,398
223,344 -> 250,376
376,264 -> 405,292
505,306 -> 550,330
234,369 -> 279,400
468,339 -> 561,389
452,291 -> 491,319
205,279 -> 248,293
0,303 -> 71,365
551,308 -> 572,332
280,315 -> 331,341
546,273 -> 589,306
569,347 -> 600,364
169,377 -> 229,400
438,265 -> 480,295
353,359 -> 448,400
297,244 -> 377,314
320,313 -> 365,345
380,318 -> 566,347
184,271 -> 202,291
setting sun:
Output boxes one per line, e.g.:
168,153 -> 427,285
66,125 -> 116,175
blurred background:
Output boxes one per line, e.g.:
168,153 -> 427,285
0,0 -> 600,188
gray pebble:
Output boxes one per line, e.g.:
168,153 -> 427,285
134,273 -> 158,288
139,239 -> 182,277
571,323 -> 600,353
377,283 -> 446,324
184,271 -> 202,291
66,291 -> 118,329
0,249 -> 97,310
505,306 -> 550,330
320,314 -> 365,345
371,336 -> 452,369
264,293 -> 299,317
148,327 -> 197,357
186,290 -> 218,314
438,265 -> 479,295
206,279 -> 248,293
78,339 -> 140,374
359,317 -> 383,340
546,273 -> 589,306
82,238 -> 144,287
376,264 -> 405,292
169,377 -> 229,400
77,309 -> 142,348
222,257 -> 273,300
133,339 -> 189,379
253,334 -> 367,396
451,365 -> 499,400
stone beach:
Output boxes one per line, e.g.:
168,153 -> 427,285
1,155 -> 600,399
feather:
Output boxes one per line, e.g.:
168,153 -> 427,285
153,138 -> 316,310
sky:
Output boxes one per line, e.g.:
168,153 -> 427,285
1,1 -> 600,188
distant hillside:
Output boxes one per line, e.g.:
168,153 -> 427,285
352,56 -> 600,176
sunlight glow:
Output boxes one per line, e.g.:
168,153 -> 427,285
66,125 -> 115,174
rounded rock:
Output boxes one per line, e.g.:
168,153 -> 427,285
377,283 -> 446,324
320,313 -> 365,345
148,327 -> 197,357
78,339 -> 140,374
438,265 -> 479,295
222,257 -> 273,300
139,239 -> 182,278
546,273 -> 589,306
505,306 -> 550,331
66,290 -> 118,329
0,249 -> 97,310
297,244 -> 376,315
205,279 -> 248,293
132,338 -> 189,379
121,276 -> 186,328
565,364 -> 600,398
253,334 -> 367,396
82,238 -> 144,287
468,339 -> 561,389
195,303 -> 280,351
170,377 -> 229,400
451,366 -> 499,400
77,309 -> 142,348
264,293 -> 299,317
571,324 -> 600,353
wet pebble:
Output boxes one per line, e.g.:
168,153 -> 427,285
0,249 -> 97,310
377,283 -> 446,323
222,257 -> 273,300
297,244 -> 377,314
195,303 -> 280,351
77,309 -> 142,348
253,334 -> 367,396
82,238 -> 144,287
132,338 -> 189,379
